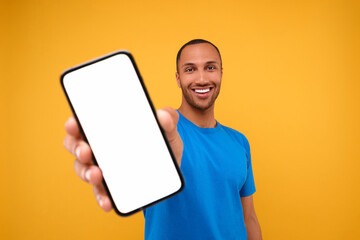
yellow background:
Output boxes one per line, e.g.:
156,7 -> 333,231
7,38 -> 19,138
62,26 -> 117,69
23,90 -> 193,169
1,0 -> 359,239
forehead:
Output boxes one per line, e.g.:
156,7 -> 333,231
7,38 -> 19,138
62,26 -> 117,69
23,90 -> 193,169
179,43 -> 221,65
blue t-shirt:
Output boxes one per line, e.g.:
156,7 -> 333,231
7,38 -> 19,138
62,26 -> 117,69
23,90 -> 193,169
144,111 -> 256,240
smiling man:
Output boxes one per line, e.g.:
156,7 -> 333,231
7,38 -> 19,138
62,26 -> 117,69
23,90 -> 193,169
63,39 -> 262,239
176,41 -> 222,114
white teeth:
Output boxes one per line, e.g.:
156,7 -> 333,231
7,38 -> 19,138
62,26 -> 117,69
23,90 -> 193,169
194,88 -> 210,93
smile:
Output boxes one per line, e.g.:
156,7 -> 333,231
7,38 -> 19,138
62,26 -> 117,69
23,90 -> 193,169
192,87 -> 213,94
194,88 -> 210,93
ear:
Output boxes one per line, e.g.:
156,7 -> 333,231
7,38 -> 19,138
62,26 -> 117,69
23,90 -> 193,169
175,72 -> 181,88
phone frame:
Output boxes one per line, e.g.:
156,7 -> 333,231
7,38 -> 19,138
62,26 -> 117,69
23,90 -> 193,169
60,50 -> 184,216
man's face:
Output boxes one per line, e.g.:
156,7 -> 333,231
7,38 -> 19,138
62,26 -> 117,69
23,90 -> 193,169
176,43 -> 222,111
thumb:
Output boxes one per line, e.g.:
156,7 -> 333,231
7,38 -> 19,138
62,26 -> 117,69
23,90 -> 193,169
156,107 -> 183,166
157,107 -> 178,136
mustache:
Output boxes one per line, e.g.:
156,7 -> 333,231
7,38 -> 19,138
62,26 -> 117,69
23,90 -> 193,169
189,83 -> 215,88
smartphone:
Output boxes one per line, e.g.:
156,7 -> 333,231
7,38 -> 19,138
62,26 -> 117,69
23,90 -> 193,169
61,51 -> 184,216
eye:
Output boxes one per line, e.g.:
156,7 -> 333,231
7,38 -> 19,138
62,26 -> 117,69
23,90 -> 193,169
185,67 -> 194,72
207,66 -> 216,70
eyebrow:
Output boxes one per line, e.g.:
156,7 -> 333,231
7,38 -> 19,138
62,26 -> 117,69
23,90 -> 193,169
181,61 -> 220,68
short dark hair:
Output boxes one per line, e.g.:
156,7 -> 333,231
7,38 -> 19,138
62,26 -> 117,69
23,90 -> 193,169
176,39 -> 222,72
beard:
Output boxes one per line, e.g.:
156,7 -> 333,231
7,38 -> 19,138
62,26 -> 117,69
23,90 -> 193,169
179,81 -> 221,111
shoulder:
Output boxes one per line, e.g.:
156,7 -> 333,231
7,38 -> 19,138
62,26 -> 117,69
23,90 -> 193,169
220,124 -> 253,164
220,124 -> 250,148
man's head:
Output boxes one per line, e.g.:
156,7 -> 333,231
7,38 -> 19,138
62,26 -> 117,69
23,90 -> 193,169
176,39 -> 223,111
176,39 -> 222,73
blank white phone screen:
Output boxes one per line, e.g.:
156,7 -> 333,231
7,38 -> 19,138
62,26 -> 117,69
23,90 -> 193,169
63,53 -> 182,215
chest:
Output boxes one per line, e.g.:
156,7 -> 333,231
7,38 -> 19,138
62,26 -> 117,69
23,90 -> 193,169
180,130 -> 248,191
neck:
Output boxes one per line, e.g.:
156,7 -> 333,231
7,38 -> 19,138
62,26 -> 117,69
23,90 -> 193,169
178,103 -> 216,128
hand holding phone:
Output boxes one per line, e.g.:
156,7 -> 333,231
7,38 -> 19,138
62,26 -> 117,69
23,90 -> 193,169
63,107 -> 183,212
61,51 -> 184,216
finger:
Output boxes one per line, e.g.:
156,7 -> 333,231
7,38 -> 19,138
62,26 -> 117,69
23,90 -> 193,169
64,135 -> 93,165
156,107 -> 179,142
162,107 -> 180,123
93,185 -> 113,212
76,141 -> 93,165
65,116 -> 81,138
63,134 -> 79,156
73,160 -> 103,185
157,107 -> 183,166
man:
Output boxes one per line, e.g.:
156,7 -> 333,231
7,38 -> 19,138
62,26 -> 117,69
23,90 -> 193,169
63,39 -> 262,239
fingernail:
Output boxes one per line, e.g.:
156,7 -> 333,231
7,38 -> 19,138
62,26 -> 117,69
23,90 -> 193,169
75,147 -> 80,158
65,116 -> 72,128
157,109 -> 165,118
85,170 -> 91,182
99,198 -> 103,208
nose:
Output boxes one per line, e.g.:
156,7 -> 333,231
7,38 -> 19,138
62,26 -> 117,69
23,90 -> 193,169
197,69 -> 207,85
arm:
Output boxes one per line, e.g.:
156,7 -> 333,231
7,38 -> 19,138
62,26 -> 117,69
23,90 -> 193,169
241,195 -> 262,240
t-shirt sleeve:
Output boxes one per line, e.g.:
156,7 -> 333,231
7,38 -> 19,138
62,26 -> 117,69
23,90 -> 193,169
239,134 -> 256,197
